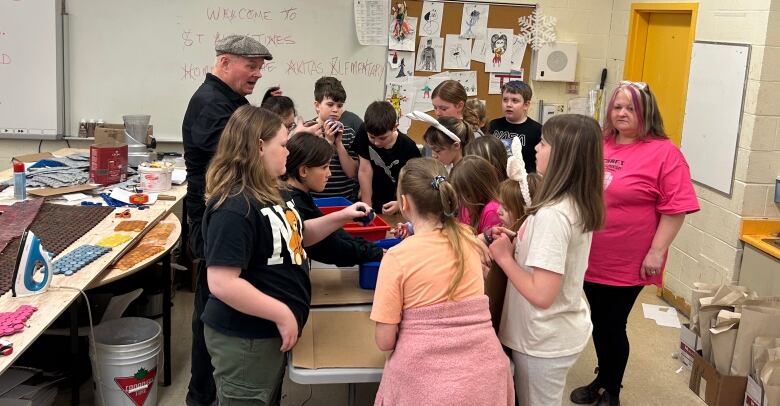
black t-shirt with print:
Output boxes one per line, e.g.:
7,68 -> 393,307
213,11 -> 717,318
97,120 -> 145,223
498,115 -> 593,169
488,116 -> 542,173
201,190 -> 310,339
351,125 -> 421,210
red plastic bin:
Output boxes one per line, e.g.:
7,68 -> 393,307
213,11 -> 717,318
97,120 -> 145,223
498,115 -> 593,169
319,206 -> 391,241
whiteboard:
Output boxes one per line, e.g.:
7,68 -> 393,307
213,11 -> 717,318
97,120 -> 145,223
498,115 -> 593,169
67,0 -> 388,141
0,0 -> 64,139
681,41 -> 750,195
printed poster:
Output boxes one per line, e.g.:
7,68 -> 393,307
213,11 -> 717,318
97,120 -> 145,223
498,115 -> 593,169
443,34 -> 472,70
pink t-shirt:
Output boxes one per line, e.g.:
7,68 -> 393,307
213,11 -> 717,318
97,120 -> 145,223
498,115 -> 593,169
458,200 -> 502,234
586,137 -> 699,287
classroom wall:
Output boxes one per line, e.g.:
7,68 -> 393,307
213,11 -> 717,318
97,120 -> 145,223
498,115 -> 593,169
608,0 -> 780,304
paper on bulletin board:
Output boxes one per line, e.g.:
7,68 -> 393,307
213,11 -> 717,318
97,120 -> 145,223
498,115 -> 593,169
450,71 -> 478,96
443,34 -> 472,70
388,16 -> 418,51
460,3 -> 489,40
568,97 -> 590,116
416,36 -> 444,72
412,74 -> 449,113
386,78 -> 415,133
472,38 -> 488,62
488,70 -> 524,94
387,50 -> 416,79
420,1 -> 444,37
354,0 -> 389,45
510,35 -> 527,71
484,28 -> 513,72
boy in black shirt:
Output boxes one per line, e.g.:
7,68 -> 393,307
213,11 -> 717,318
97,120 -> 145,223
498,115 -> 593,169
488,80 -> 542,173
352,101 -> 421,214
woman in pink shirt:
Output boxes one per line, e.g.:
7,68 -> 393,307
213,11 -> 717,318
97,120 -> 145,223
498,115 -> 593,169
570,82 -> 699,406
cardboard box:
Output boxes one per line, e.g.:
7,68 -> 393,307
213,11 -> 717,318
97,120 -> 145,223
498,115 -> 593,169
744,375 -> 768,406
89,143 -> 128,185
292,307 -> 386,369
94,123 -> 153,145
690,351 -> 747,406
681,323 -> 703,369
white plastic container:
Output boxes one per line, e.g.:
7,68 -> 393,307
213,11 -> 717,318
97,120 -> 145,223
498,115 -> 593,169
91,317 -> 161,406
138,161 -> 174,192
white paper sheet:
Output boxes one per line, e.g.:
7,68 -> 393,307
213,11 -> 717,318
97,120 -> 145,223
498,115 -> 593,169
63,193 -> 89,201
420,1 -> 444,37
488,70 -> 524,94
642,303 -> 682,328
386,50 -> 416,79
386,78 -> 415,133
171,168 -> 187,185
389,16 -> 418,51
443,35 -> 472,70
459,3 -> 489,40
472,39 -> 488,62
450,71 -> 478,96
354,0 -> 389,46
412,75 -> 449,112
416,36 -> 444,73
510,35 -> 528,71
484,28 -> 514,72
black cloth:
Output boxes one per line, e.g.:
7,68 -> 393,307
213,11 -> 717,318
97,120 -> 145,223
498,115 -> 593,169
339,110 -> 364,134
584,281 -> 644,396
201,191 -> 311,339
488,117 -> 542,173
288,186 -> 382,266
351,126 -> 421,210
186,247 -> 215,406
182,73 -> 249,226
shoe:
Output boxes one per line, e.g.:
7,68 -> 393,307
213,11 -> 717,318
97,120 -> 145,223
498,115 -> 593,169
595,390 -> 620,406
570,379 -> 601,404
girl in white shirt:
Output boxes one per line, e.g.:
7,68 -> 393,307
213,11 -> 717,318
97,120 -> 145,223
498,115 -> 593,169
488,114 -> 606,406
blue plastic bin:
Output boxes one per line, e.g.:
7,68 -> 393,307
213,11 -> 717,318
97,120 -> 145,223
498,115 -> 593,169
359,262 -> 381,290
313,197 -> 352,207
374,238 -> 401,250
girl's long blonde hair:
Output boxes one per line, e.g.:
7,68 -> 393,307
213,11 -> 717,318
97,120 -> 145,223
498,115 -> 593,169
529,114 -> 605,232
206,105 -> 284,209
450,155 -> 500,230
398,158 -> 480,299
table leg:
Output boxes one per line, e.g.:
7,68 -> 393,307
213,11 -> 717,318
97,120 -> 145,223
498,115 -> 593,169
347,383 -> 356,406
162,253 -> 172,386
69,297 -> 80,406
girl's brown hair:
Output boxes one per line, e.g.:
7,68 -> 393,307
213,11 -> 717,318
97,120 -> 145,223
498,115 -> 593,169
498,173 -> 541,230
530,114 -> 605,232
450,156 -> 500,230
285,132 -> 332,182
431,79 -> 481,130
603,83 -> 668,141
423,116 -> 474,150
398,158 -> 480,299
463,135 -> 508,181
206,105 -> 284,209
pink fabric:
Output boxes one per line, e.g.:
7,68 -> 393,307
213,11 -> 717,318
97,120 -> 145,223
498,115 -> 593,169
458,200 -> 502,234
374,295 -> 514,406
586,137 -> 699,287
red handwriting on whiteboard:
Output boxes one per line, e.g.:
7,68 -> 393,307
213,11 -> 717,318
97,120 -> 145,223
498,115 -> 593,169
280,8 -> 297,21
181,61 -> 275,80
206,7 -> 272,22
287,60 -> 323,76
211,32 -> 295,47
329,57 -> 382,78
0,53 -> 10,65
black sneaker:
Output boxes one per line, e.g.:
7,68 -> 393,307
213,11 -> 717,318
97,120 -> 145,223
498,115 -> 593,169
570,379 -> 602,404
595,390 -> 620,406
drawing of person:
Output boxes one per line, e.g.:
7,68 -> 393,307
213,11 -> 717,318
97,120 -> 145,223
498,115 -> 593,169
391,2 -> 411,42
451,44 -> 466,67
491,33 -> 508,67
422,83 -> 432,99
420,38 -> 437,71
464,9 -> 481,38
423,8 -> 440,35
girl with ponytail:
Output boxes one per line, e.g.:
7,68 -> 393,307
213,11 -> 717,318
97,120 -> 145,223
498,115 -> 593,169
370,157 -> 514,406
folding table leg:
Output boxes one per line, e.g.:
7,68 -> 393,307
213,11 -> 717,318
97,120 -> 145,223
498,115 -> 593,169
162,253 -> 172,386
69,297 -> 80,405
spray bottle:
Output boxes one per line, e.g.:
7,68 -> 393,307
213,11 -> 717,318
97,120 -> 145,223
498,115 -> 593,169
13,161 -> 26,200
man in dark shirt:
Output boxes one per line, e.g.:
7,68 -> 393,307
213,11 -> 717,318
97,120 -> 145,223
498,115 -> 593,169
182,34 -> 273,406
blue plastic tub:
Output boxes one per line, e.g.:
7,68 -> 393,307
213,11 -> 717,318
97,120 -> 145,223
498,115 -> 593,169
374,238 -> 401,250
359,262 -> 381,290
313,197 -> 352,207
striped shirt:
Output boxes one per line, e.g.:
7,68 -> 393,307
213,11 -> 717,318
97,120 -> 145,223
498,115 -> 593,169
310,122 -> 358,201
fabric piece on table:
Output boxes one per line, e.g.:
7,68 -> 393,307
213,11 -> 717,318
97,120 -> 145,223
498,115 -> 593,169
29,204 -> 115,257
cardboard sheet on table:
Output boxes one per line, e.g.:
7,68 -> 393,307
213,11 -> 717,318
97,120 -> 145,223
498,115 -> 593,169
28,184 -> 97,197
310,269 -> 374,306
292,310 -> 386,369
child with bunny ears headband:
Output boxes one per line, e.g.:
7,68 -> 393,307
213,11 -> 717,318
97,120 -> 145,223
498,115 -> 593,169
407,110 -> 474,169
496,138 -> 541,233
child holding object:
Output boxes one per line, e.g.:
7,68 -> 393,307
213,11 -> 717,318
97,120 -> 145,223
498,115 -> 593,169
488,114 -> 605,406
201,105 -> 371,404
371,157 -> 514,406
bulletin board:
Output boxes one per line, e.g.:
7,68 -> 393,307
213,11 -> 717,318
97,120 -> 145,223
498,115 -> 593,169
402,1 -> 535,142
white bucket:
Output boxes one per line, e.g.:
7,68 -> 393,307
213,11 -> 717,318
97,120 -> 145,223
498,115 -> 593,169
138,161 -> 173,192
90,317 -> 161,406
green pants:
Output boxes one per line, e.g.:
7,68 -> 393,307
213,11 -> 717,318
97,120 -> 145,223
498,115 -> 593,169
204,325 -> 286,406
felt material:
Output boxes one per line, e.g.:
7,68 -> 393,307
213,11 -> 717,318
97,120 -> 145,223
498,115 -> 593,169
374,295 -> 514,406
0,198 -> 45,254
29,204 -> 115,256
53,244 -> 112,276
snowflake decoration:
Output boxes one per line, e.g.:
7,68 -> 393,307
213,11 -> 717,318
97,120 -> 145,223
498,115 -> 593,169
518,9 -> 557,51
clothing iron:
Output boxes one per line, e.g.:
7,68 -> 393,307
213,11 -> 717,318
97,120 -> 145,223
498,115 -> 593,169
11,231 -> 53,297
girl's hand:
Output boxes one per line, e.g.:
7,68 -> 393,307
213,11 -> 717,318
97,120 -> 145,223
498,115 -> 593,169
275,307 -> 299,352
390,222 -> 412,239
488,233 -> 514,267
340,202 -> 373,223
302,119 -> 323,136
640,248 -> 665,280
489,226 -> 516,242
476,238 -> 493,278
382,200 -> 400,215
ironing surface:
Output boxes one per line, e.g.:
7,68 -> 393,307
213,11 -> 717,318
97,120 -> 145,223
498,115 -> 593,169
53,244 -> 112,276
